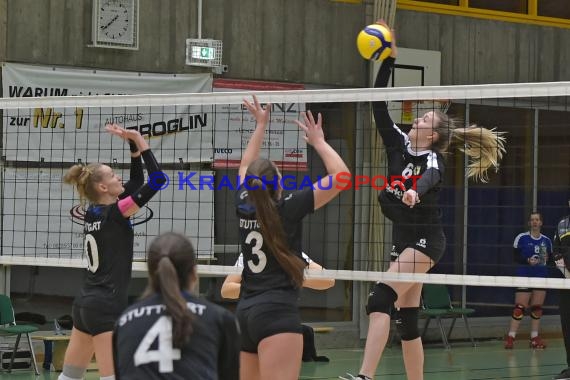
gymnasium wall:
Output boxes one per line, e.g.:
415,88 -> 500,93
2,2 -> 570,86
1,0 -> 570,334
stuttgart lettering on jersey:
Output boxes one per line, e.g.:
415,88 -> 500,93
118,302 -> 207,326
240,218 -> 260,229
84,221 -> 101,232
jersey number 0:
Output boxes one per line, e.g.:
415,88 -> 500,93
84,234 -> 99,273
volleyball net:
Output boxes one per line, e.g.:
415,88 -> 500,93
1,78 -> 570,300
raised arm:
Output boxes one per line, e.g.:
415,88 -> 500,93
120,135 -> 145,198
371,22 -> 406,149
238,95 -> 271,184
106,124 -> 166,218
295,111 -> 350,211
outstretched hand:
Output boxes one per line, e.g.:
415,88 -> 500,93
105,123 -> 140,141
295,111 -> 325,147
243,95 -> 271,127
375,19 -> 397,58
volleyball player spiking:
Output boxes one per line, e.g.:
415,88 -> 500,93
342,21 -> 506,380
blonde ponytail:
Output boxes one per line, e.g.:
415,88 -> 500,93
432,110 -> 507,183
451,126 -> 507,183
63,163 -> 104,203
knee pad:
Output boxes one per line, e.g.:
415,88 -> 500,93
366,283 -> 398,315
394,307 -> 420,341
530,305 -> 543,319
512,304 -> 525,320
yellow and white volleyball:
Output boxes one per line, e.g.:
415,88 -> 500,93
356,24 -> 393,61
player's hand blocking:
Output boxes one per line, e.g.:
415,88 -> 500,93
105,123 -> 141,141
295,111 -> 325,147
243,95 -> 271,127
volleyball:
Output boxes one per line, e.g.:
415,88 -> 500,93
356,24 -> 393,61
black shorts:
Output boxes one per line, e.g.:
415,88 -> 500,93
236,302 -> 302,353
72,304 -> 119,336
516,287 -> 544,293
390,223 -> 446,263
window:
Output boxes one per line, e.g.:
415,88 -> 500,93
538,0 -> 570,20
469,0 -> 527,14
413,0 -> 460,5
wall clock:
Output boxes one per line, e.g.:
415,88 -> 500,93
92,0 -> 139,50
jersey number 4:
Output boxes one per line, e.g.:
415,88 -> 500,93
134,316 -> 181,373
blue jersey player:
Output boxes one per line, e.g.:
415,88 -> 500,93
505,212 -> 553,350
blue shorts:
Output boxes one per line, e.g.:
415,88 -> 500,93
516,265 -> 548,278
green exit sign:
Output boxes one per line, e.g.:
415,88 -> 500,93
192,46 -> 216,60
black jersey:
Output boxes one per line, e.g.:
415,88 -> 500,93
555,215 -> 570,267
114,292 -> 240,380
235,186 -> 314,307
75,202 -> 134,313
373,57 -> 445,224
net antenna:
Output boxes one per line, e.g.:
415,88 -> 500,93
374,0 -> 397,27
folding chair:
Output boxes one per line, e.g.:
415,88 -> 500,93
0,295 -> 39,374
419,284 -> 476,349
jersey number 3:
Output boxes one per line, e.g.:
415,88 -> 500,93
134,316 -> 181,373
245,231 -> 267,273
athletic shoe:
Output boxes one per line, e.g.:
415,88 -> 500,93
339,374 -> 371,380
504,335 -> 514,349
530,335 -> 546,349
554,367 -> 570,379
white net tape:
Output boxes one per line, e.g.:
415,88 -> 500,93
0,256 -> 568,290
2,81 -> 570,109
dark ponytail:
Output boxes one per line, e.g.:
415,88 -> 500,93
144,233 -> 196,349
246,159 -> 305,288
